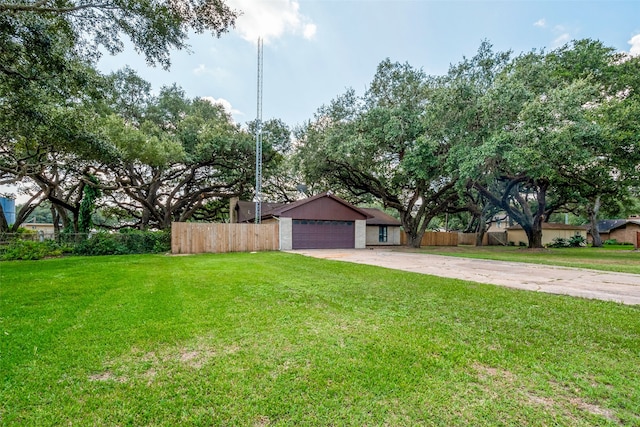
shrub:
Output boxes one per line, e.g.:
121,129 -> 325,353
568,235 -> 586,247
548,235 -> 586,248
73,232 -> 127,256
0,240 -> 64,261
73,229 -> 170,256
548,237 -> 570,248
604,239 -> 618,245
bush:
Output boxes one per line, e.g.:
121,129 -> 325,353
73,232 -> 127,256
548,237 -> 570,248
0,240 -> 64,261
548,235 -> 586,248
568,235 -> 586,247
73,229 -> 170,256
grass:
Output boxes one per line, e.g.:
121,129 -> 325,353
1,252 -> 639,426
413,245 -> 640,274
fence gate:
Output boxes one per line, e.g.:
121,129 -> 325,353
487,231 -> 508,246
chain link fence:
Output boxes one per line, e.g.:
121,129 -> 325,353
0,231 -> 90,246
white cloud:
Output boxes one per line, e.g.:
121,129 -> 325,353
629,33 -> 640,56
228,0 -> 317,44
192,64 -> 231,81
553,33 -> 571,47
193,64 -> 208,76
303,23 -> 317,40
201,96 -> 243,117
534,19 -> 546,28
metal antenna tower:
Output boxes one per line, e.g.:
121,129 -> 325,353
255,37 -> 263,224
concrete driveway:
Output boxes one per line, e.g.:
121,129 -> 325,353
291,248 -> 640,305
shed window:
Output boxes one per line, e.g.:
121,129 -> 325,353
378,226 -> 388,243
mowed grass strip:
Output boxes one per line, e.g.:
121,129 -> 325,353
416,245 -> 640,274
1,252 -> 639,426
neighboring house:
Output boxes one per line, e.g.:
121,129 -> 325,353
359,208 -> 402,246
232,192 -> 372,250
507,223 -> 588,246
590,216 -> 640,245
22,223 -> 56,234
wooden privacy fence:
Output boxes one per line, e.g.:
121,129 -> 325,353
458,232 -> 507,246
172,222 -> 279,254
458,233 -> 478,246
400,231 -> 458,246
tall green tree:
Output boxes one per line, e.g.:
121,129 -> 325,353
0,0 -> 238,212
297,59 -> 461,247
0,0 -> 237,68
102,85 -> 257,229
454,40 -> 637,248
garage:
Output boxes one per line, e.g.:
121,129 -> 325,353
233,192 -> 372,250
292,220 -> 355,249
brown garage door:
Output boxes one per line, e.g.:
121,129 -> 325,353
292,220 -> 355,249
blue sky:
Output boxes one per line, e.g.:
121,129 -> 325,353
97,0 -> 639,129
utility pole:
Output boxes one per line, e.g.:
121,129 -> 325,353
255,37 -> 263,224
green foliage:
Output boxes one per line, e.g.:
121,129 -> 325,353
548,235 -> 586,248
1,1 -> 238,234
78,175 -> 102,233
73,229 -> 170,256
0,240 -> 64,261
102,83 -> 257,229
604,239 -> 633,246
297,59 -> 460,247
569,234 -> 587,247
0,1 -> 237,70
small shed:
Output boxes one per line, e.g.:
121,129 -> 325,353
507,223 -> 588,246
359,208 -> 402,246
233,193 -> 372,250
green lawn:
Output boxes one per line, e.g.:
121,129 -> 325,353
413,245 -> 640,274
1,253 -> 639,426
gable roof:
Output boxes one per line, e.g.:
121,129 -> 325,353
596,219 -> 628,233
360,208 -> 402,226
236,192 -> 373,222
596,218 -> 640,233
268,192 -> 372,218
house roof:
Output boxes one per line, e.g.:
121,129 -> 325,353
596,219 -> 628,233
507,223 -> 588,231
595,218 -> 640,233
269,192 -> 372,218
359,208 -> 402,226
236,192 -> 373,222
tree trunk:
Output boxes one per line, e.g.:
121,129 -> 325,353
475,226 -> 486,246
409,233 -> 423,248
402,213 -> 432,248
524,224 -> 544,249
588,195 -> 602,248
475,209 -> 490,247
403,227 -> 425,248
